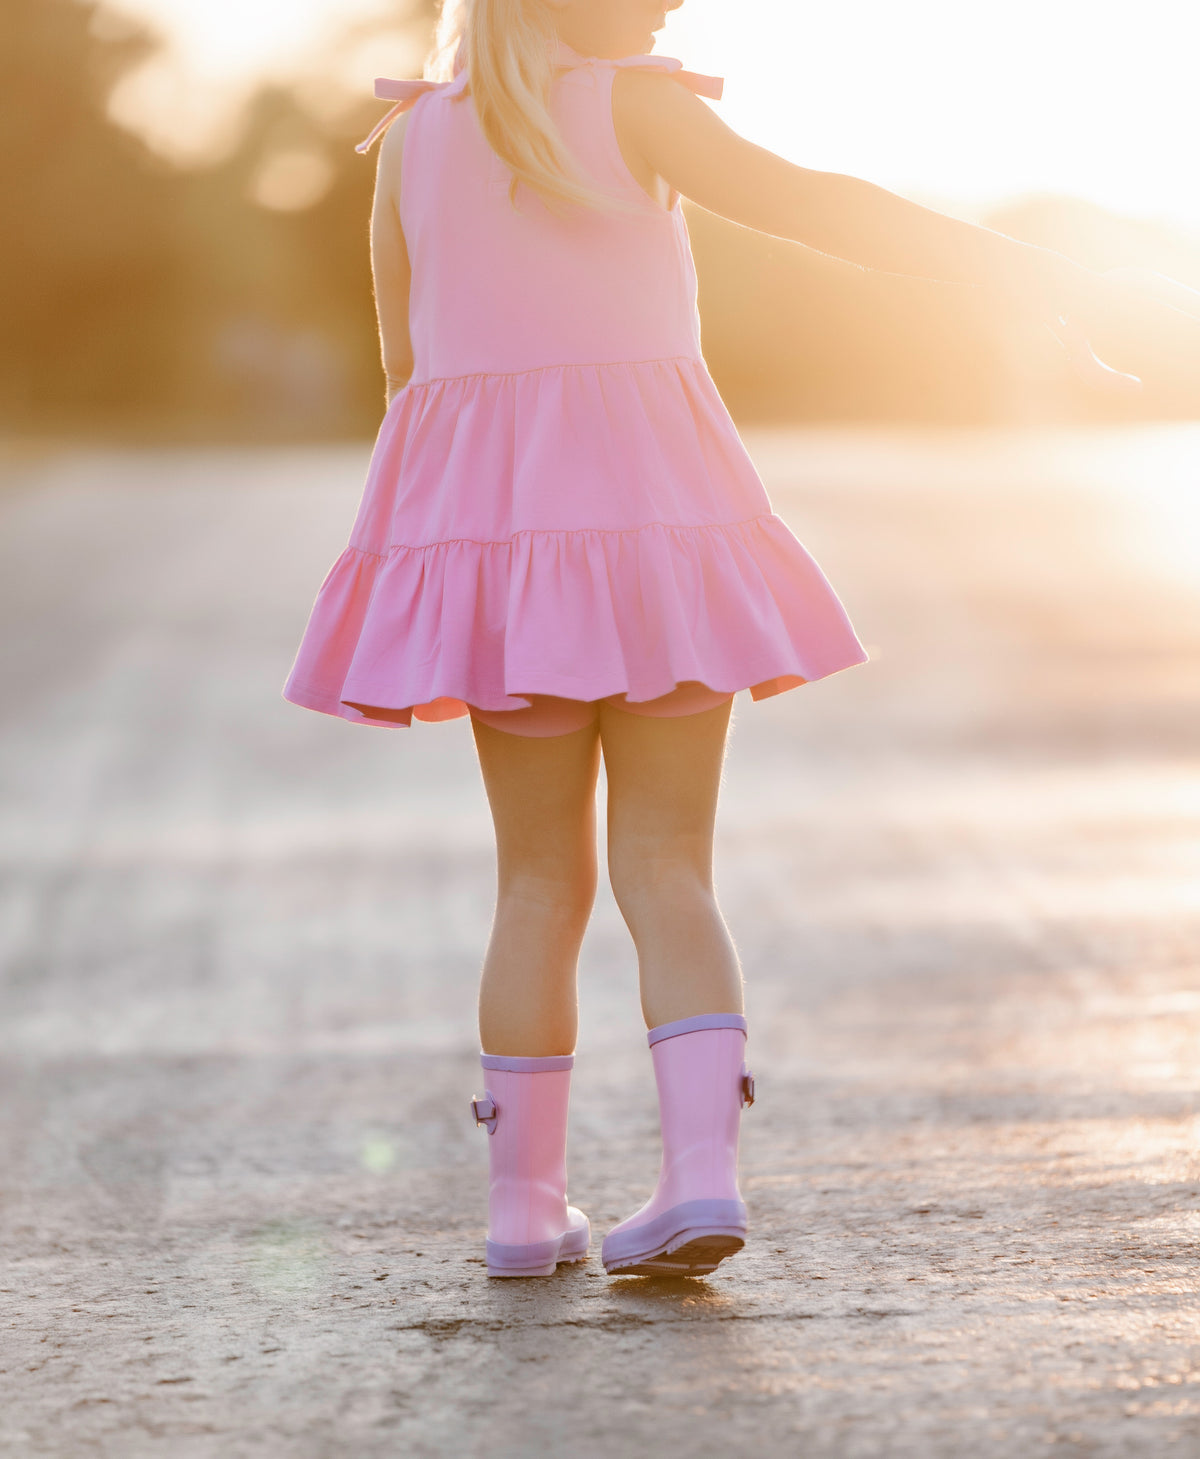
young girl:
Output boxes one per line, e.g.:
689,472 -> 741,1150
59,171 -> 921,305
284,0 -> 1185,1279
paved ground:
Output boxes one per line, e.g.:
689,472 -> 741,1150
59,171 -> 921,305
2,425 -> 1199,1457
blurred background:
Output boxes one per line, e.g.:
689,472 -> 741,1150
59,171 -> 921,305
5,0 -> 1199,441
5,4 -> 1200,1448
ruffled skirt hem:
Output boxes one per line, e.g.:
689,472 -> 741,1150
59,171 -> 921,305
282,513 -> 868,730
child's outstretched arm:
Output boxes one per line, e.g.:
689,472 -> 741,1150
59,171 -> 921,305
371,113 -> 415,406
614,69 -> 1194,371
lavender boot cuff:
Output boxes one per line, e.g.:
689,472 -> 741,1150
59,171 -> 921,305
646,1014 -> 747,1047
479,1053 -> 575,1072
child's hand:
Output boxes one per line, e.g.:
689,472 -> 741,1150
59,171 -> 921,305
1044,311 -> 1143,395
1047,263 -> 1200,396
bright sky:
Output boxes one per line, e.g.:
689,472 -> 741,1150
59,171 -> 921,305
107,0 -> 1200,230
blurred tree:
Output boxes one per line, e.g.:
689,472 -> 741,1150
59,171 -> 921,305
690,193 -> 1200,428
173,84 -> 381,438
688,209 -> 1011,427
0,0 -> 182,427
0,0 -> 437,440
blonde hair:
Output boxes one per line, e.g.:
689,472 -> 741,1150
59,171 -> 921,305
425,0 -> 634,215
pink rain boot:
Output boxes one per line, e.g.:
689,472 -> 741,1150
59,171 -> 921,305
471,1053 -> 590,1278
601,1014 -> 754,1277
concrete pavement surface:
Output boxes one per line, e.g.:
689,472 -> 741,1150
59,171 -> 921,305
2,426 -> 1199,1457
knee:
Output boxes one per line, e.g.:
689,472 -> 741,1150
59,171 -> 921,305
607,835 -> 712,928
497,853 -> 597,926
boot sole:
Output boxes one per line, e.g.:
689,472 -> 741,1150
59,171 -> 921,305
607,1230 -> 744,1277
601,1199 -> 748,1278
486,1216 -> 590,1278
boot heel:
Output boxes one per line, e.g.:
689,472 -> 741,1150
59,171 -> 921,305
487,1237 -> 560,1278
487,1211 -> 591,1278
473,1053 -> 589,1278
602,1197 -> 746,1275
601,1016 -> 754,1279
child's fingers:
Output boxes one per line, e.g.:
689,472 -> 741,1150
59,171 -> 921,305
1044,314 -> 1144,395
1066,266 -> 1200,392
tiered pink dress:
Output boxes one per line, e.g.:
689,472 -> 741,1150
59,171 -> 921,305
283,42 -> 868,730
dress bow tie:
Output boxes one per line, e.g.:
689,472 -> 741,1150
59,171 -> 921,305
355,78 -> 449,154
572,48 -> 723,102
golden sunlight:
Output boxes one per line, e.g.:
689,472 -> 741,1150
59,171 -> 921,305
103,0 -> 414,160
104,0 -> 1200,233
661,0 -> 1200,228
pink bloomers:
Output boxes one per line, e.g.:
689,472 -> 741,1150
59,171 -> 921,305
468,679 -> 733,737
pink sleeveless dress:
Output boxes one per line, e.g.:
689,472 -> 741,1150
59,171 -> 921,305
283,43 -> 868,729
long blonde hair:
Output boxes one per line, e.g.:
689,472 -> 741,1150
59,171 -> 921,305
425,0 -> 633,214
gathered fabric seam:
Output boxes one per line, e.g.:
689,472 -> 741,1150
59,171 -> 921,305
405,354 -> 703,388
343,513 -> 780,558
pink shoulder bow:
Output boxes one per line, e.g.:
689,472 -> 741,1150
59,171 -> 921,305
355,78 -> 449,155
608,53 -> 724,101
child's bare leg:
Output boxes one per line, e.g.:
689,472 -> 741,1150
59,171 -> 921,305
471,717 -> 602,1056
599,700 -> 743,1029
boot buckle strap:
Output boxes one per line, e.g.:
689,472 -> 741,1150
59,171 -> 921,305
471,1093 -> 498,1133
741,1067 -> 756,1108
